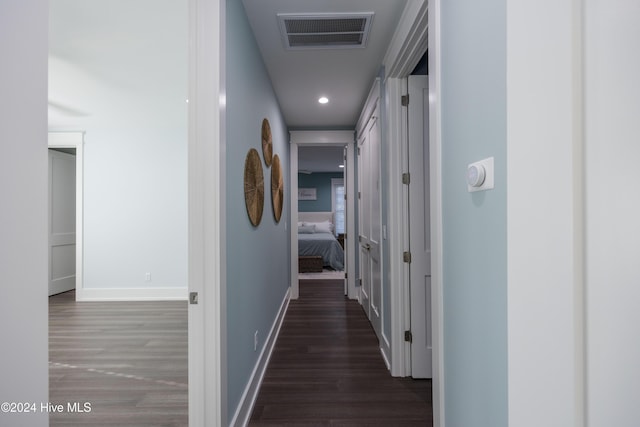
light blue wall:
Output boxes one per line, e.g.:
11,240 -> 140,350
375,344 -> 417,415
226,0 -> 290,418
298,172 -> 342,212
441,1 -> 508,426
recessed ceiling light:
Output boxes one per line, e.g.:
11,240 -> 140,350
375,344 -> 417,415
318,96 -> 329,104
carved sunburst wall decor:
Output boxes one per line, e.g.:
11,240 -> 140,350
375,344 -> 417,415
261,118 -> 273,167
271,154 -> 284,222
244,148 -> 264,226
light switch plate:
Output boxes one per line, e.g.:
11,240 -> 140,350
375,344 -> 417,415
467,157 -> 494,192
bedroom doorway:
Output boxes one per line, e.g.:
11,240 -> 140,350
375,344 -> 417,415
289,131 -> 357,300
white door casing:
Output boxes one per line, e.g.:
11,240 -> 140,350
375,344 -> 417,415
48,149 -> 76,296
48,131 -> 84,300
408,75 -> 432,378
289,130 -> 357,300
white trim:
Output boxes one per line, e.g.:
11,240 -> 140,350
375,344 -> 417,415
290,130 -> 355,145
77,287 -> 188,301
289,130 -> 356,301
383,0 -> 428,79
289,142 -> 300,299
356,79 -> 381,136
229,289 -> 290,427
344,142 -> 357,300
428,0 -> 445,425
188,0 -> 226,425
48,131 -> 84,302
380,346 -> 391,371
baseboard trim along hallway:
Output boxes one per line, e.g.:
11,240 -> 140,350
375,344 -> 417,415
230,288 -> 291,427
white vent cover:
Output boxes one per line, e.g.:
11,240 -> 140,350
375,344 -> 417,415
277,12 -> 374,50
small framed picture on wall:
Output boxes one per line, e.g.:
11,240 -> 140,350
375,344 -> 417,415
298,188 -> 317,200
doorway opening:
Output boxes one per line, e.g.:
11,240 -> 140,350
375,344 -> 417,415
297,145 -> 346,283
48,131 -> 83,298
290,131 -> 357,300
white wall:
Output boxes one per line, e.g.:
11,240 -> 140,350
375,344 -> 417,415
0,1 -> 49,425
508,1 -> 640,426
584,1 -> 640,425
49,1 -> 188,298
507,1 -> 583,426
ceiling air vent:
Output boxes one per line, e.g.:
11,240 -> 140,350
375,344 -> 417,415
277,12 -> 374,50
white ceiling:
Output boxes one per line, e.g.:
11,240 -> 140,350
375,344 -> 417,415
241,0 -> 408,128
49,0 -> 411,171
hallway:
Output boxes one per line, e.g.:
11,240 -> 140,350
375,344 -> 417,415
249,279 -> 432,426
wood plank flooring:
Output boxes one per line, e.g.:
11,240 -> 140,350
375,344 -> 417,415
49,291 -> 188,426
249,279 -> 432,426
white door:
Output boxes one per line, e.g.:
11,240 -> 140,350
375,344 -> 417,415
357,133 -> 371,316
358,107 -> 382,338
48,149 -> 76,296
408,75 -> 432,378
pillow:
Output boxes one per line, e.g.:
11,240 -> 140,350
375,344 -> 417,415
298,224 -> 316,234
306,221 -> 333,234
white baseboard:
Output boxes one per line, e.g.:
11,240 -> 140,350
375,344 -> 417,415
229,288 -> 291,427
76,287 -> 188,301
380,345 -> 391,371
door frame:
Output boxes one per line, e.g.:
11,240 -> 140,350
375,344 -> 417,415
289,130 -> 356,300
188,0 -> 226,425
48,131 -> 84,300
382,0 -> 444,425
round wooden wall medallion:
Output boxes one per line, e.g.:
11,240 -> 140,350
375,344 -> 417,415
244,148 -> 264,227
271,154 -> 284,223
261,118 -> 273,167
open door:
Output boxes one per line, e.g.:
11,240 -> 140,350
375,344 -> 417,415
408,75 -> 432,378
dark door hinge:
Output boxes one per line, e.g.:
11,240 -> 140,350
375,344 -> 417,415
189,292 -> 198,305
401,94 -> 409,106
405,330 -> 413,343
403,251 -> 412,263
402,173 -> 410,185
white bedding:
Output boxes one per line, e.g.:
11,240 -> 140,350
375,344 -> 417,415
298,212 -> 344,271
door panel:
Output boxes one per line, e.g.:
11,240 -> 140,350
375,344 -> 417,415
358,108 -> 382,338
49,150 -> 76,296
358,133 -> 371,316
408,75 -> 432,378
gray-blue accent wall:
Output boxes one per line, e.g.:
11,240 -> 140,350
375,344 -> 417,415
441,0 -> 508,425
226,0 -> 291,418
298,172 -> 343,212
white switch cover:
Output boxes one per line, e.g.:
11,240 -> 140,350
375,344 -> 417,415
467,157 -> 494,192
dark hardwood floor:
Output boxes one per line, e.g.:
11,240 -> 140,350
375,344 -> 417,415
249,279 -> 432,426
49,281 -> 430,426
49,291 -> 188,426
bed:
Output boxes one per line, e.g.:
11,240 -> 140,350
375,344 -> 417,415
298,211 -> 344,271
